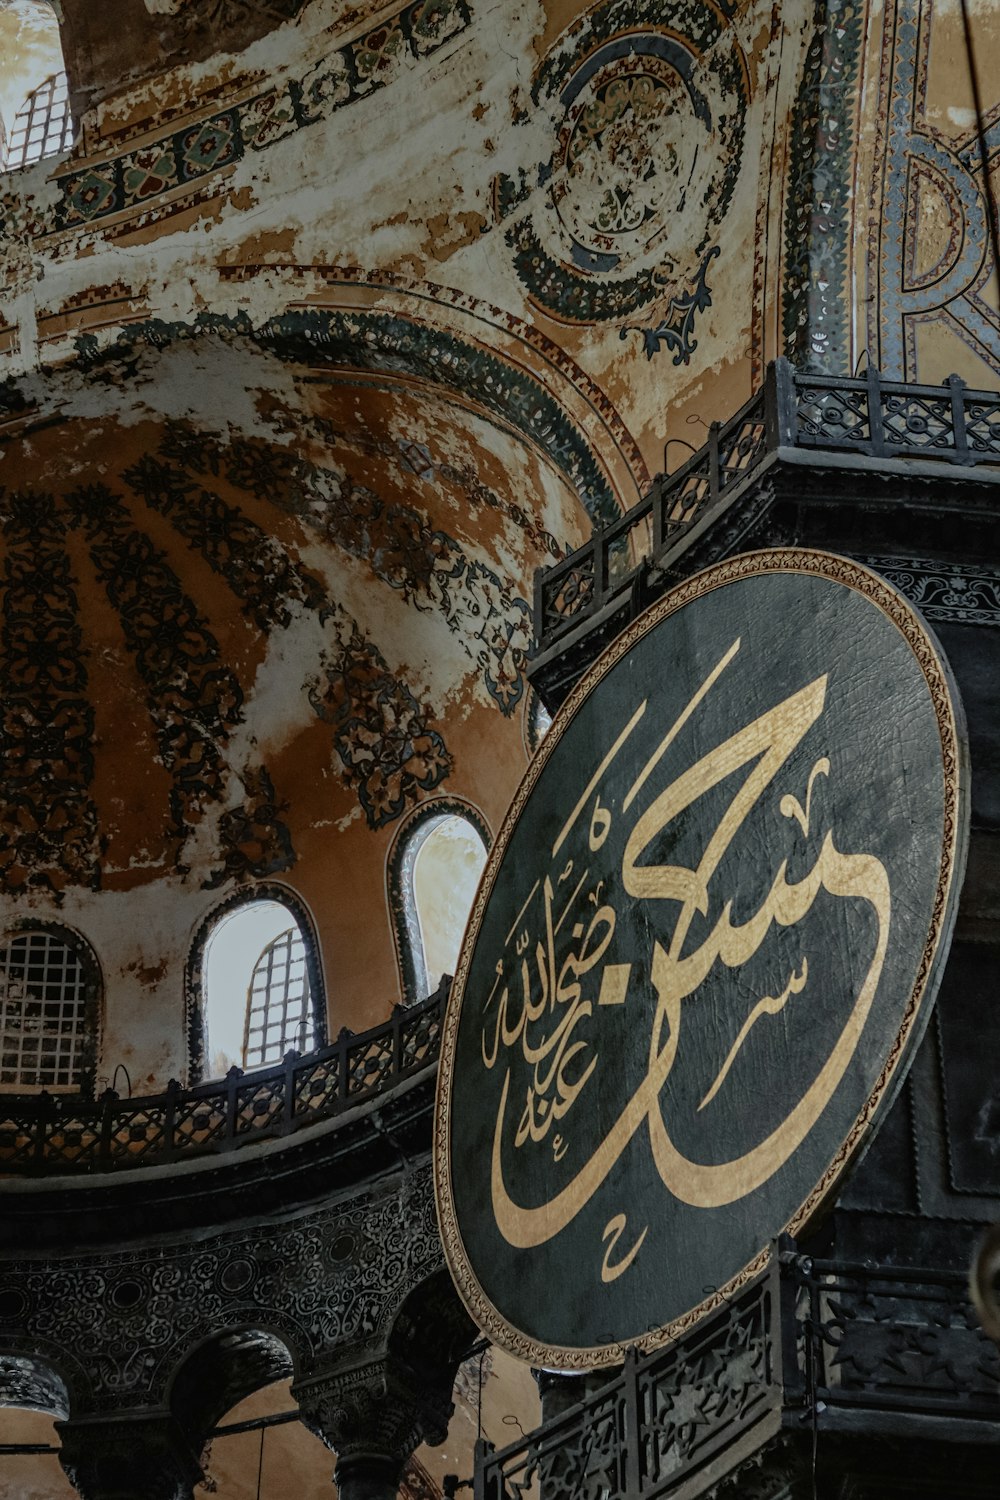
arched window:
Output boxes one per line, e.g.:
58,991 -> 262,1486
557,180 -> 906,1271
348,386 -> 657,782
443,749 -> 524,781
390,802 -> 490,1004
0,3 -> 72,171
195,894 -> 325,1080
525,691 -> 553,753
5,71 -> 72,169
0,927 -> 100,1093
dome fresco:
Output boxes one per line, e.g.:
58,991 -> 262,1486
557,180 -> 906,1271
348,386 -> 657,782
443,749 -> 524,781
0,335 -> 590,1067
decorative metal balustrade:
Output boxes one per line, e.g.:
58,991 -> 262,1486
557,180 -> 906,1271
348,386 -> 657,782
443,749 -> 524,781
474,1254 -> 1000,1500
0,978 -> 447,1176
785,1255 -> 1000,1426
535,361 -> 1000,654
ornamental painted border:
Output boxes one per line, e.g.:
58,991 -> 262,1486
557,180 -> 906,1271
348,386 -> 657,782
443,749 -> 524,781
433,547 -> 968,1369
5,0 -> 472,241
54,306 -> 620,520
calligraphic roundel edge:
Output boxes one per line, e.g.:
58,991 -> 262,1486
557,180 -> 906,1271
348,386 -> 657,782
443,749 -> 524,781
433,548 -> 968,1368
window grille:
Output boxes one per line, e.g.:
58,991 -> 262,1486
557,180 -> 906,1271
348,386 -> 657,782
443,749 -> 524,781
243,928 -> 315,1068
4,72 -> 73,172
0,932 -> 89,1090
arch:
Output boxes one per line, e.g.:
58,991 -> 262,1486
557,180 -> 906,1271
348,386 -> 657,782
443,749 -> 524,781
0,1331 -> 90,1415
168,1328 -> 298,1444
385,1269 -> 478,1387
388,799 -> 491,1006
0,1353 -> 70,1419
0,922 -> 101,1094
186,885 -> 326,1084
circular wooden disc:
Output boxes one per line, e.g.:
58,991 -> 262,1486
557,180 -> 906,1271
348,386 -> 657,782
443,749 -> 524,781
434,549 -> 968,1367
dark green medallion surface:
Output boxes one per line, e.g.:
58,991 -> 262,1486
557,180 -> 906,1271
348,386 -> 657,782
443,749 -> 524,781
434,550 -> 967,1366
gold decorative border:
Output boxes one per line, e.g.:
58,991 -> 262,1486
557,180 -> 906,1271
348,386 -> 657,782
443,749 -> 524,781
432,548 -> 968,1369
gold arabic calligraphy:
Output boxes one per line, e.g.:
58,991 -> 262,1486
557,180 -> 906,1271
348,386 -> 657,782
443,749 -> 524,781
481,637 -> 891,1254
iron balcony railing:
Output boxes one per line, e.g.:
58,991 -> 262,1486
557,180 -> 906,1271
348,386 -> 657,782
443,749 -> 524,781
475,1253 -> 1000,1500
0,977 -> 448,1176
535,360 -> 1000,654
476,1267 -> 779,1500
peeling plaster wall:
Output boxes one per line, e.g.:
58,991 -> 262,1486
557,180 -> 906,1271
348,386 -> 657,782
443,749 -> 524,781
1,0 -> 997,1089
0,340 -> 589,1082
0,0 -> 818,469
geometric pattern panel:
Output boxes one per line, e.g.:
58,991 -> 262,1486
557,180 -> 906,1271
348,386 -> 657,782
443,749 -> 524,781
867,0 -> 1000,380
0,931 -> 89,1090
0,0 -> 472,242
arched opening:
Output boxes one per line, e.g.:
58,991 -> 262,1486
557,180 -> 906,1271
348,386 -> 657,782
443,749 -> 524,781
526,692 -> 554,753
168,1329 -> 308,1495
0,926 -> 100,1094
0,2 -> 72,171
197,895 -> 325,1080
390,804 -> 490,1004
0,1354 -> 70,1495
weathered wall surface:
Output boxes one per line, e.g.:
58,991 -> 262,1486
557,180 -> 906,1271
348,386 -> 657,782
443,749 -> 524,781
0,334 -> 591,1082
1,0 -> 818,475
1,0 -> 997,1087
0,0 -> 825,1088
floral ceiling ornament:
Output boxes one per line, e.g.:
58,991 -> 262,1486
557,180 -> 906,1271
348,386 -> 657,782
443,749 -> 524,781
500,0 -> 748,331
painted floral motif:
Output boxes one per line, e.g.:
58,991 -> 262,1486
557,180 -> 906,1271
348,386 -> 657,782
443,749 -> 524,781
0,491 -> 99,895
239,85 -> 299,151
409,0 -> 468,53
121,145 -> 179,204
204,768 -> 295,889
308,631 -> 452,828
48,0 -> 472,234
354,21 -> 409,86
621,246 -> 719,364
123,453 -> 331,631
504,0 -> 746,326
125,438 -> 452,831
63,482 -> 245,849
214,429 -> 535,717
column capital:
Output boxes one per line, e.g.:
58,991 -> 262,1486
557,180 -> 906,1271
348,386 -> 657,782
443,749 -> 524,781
56,1411 -> 202,1500
293,1354 -> 452,1467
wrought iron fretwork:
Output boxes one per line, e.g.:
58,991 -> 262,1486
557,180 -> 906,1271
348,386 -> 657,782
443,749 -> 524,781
0,978 -> 446,1176
476,1269 -> 780,1500
475,1254 -> 1000,1500
533,361 -> 1000,657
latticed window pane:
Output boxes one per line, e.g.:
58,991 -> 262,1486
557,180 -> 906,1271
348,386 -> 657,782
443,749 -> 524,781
243,928 -> 314,1068
4,71 -> 73,171
0,932 -> 88,1089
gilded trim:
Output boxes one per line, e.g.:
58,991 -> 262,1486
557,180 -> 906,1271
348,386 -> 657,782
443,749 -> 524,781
433,547 -> 968,1368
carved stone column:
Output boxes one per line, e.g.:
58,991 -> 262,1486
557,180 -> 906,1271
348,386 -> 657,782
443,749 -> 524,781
57,1412 -> 203,1500
293,1356 -> 453,1500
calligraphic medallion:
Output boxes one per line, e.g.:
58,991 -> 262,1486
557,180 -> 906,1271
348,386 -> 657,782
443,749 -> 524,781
434,550 -> 968,1367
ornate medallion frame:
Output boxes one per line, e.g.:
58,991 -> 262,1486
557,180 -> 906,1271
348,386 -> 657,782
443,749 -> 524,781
433,548 -> 968,1368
